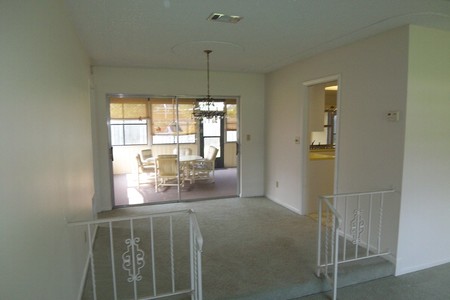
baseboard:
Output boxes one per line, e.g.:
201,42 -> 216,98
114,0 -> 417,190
384,253 -> 397,266
268,197 -> 302,215
395,258 -> 450,276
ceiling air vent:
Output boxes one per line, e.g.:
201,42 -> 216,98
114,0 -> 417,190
207,13 -> 242,24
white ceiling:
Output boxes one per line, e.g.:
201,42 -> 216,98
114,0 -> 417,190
64,0 -> 450,73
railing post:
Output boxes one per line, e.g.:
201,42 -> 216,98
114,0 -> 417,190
149,216 -> 157,297
108,222 -> 118,300
189,211 -> 203,300
169,216 -> 176,294
377,193 -> 385,254
129,219 -> 138,300
189,213 -> 195,299
343,196 -> 348,260
316,197 -> 323,277
325,204 -> 330,274
366,194 -> 373,256
196,249 -> 203,300
87,224 -> 98,300
332,217 -> 339,300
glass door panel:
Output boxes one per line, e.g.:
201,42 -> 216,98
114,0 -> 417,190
110,95 -> 238,206
200,117 -> 224,168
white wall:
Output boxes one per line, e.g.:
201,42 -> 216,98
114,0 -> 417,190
396,26 -> 450,275
265,27 -> 409,256
92,67 -> 265,211
0,1 -> 94,299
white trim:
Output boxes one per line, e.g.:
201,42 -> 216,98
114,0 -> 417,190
300,83 -> 310,215
301,74 -> 341,215
268,197 -> 302,215
303,74 -> 340,87
384,253 -> 397,266
395,258 -> 450,276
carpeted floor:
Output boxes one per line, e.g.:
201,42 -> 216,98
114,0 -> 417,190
113,168 -> 238,206
92,197 -> 317,299
88,197 -> 395,300
82,196 -> 450,299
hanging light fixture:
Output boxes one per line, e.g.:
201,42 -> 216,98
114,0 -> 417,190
166,98 -> 182,133
192,50 -> 226,121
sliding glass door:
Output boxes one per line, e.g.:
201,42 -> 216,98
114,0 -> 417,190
108,95 -> 238,207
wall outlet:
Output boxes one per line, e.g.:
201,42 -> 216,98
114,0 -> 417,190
386,111 -> 400,121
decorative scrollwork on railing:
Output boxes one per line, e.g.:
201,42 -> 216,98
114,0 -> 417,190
350,209 -> 365,245
122,237 -> 145,283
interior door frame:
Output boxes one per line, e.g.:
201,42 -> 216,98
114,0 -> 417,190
302,74 -> 341,214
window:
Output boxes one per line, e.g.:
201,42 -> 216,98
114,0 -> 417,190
110,98 -> 149,146
151,99 -> 197,144
226,101 -> 237,142
111,119 -> 148,146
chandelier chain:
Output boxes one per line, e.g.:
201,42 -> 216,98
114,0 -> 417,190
206,50 -> 211,98
192,50 -> 226,121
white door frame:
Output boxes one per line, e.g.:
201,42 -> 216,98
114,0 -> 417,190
302,74 -> 341,214
105,93 -> 241,207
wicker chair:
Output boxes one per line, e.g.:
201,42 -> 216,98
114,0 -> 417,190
192,146 -> 219,182
141,148 -> 155,167
155,155 -> 184,191
136,154 -> 157,189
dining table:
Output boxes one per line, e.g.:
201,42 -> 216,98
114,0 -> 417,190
145,154 -> 203,185
179,155 -> 203,184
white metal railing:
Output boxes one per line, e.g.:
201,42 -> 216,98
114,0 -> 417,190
316,190 -> 395,300
69,209 -> 203,300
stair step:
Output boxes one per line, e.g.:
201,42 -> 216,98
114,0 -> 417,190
337,256 -> 395,288
230,257 -> 394,300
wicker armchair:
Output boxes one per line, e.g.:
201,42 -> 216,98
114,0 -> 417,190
192,146 -> 219,182
136,154 -> 156,188
155,155 -> 184,191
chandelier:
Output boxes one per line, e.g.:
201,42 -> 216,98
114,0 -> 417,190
192,50 -> 226,121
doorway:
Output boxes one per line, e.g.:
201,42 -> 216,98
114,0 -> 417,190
302,76 -> 340,216
107,95 -> 239,207
199,109 -> 225,168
